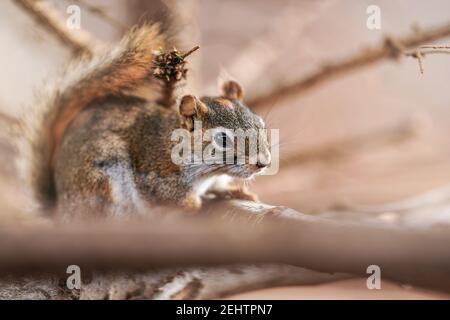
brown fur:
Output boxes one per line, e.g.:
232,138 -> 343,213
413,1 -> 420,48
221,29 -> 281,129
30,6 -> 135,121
18,24 -> 166,209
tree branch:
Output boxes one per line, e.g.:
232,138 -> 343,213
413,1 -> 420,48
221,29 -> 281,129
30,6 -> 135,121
0,199 -> 449,293
14,0 -> 97,56
282,119 -> 418,168
78,264 -> 349,300
248,22 -> 450,109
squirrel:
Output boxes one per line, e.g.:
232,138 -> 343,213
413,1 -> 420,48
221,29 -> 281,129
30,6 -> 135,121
16,24 -> 271,219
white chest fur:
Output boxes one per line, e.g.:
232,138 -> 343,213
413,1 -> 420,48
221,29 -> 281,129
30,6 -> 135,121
193,174 -> 233,198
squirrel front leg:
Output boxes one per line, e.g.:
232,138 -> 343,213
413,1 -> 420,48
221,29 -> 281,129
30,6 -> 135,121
179,185 -> 257,212
203,175 -> 259,202
176,177 -> 257,211
180,193 -> 203,211
206,185 -> 259,202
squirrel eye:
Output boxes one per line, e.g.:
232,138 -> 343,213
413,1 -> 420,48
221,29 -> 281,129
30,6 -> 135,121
214,132 -> 233,149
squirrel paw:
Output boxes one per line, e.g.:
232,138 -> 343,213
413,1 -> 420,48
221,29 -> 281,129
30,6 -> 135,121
207,187 -> 259,202
180,195 -> 202,211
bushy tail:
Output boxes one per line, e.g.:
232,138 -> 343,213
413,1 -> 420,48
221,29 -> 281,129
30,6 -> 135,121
16,24 -> 166,208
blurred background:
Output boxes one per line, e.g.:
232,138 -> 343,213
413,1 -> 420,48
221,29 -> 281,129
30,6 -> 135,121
1,0 -> 450,299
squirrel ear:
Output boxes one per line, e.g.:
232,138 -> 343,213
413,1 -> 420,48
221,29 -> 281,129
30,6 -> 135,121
179,95 -> 197,117
179,95 -> 208,130
179,95 -> 208,116
222,80 -> 244,101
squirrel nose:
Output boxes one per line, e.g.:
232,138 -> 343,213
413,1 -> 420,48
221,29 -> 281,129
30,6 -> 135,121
256,161 -> 268,168
256,152 -> 271,168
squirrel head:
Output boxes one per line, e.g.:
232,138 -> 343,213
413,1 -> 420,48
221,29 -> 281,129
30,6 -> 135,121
177,81 -> 271,179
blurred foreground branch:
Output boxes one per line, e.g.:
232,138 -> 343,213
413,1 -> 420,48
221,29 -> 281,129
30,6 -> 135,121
14,0 -> 97,56
0,200 -> 449,293
248,22 -> 450,109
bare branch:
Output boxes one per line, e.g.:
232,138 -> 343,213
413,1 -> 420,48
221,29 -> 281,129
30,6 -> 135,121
78,265 -> 349,300
282,120 -> 418,168
0,200 -> 449,293
248,22 -> 450,109
0,264 -> 349,300
405,45 -> 450,74
14,0 -> 97,56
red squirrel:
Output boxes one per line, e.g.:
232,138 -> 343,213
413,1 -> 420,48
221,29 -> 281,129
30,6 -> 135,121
17,24 -> 271,218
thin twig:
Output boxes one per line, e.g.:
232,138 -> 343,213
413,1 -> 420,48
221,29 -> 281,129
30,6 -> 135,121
182,45 -> 200,58
248,22 -> 450,109
14,0 -> 97,56
405,45 -> 450,74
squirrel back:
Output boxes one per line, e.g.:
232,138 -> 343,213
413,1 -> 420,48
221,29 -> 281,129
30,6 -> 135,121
16,25 -> 167,209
